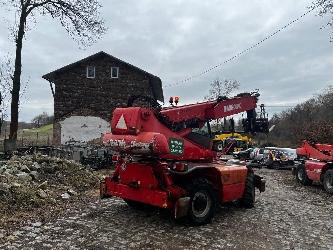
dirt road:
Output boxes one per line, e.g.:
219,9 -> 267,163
1,169 -> 333,250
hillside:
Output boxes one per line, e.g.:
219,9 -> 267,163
257,86 -> 333,147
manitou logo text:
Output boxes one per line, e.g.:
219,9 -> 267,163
224,103 -> 242,112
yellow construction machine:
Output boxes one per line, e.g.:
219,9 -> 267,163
213,132 -> 252,154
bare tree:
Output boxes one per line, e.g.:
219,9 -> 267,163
301,120 -> 333,143
205,79 -> 240,131
1,0 -> 106,141
262,86 -> 333,147
313,0 -> 333,42
31,111 -> 54,127
0,57 -> 13,135
0,57 -> 13,114
205,79 -> 240,101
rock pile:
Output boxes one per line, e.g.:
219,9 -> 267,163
0,154 -> 99,215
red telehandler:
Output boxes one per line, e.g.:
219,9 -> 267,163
294,140 -> 333,194
100,92 -> 268,224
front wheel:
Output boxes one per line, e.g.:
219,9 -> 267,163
323,169 -> 333,194
240,171 -> 255,208
187,179 -> 217,225
295,164 -> 312,186
271,161 -> 281,170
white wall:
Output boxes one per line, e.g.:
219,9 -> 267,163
60,116 -> 110,144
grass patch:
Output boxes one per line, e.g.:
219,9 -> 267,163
20,124 -> 53,135
15,124 -> 53,146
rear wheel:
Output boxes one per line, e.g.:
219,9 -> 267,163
323,169 -> 333,194
187,179 -> 217,225
295,164 -> 312,186
240,171 -> 255,208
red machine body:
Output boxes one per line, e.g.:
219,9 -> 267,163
296,140 -> 333,162
295,140 -> 333,194
101,93 -> 267,224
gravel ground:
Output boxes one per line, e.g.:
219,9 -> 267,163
1,168 -> 332,250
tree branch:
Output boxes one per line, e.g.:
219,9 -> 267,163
26,0 -> 53,15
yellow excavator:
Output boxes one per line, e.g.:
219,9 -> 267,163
212,104 -> 268,154
212,132 -> 252,154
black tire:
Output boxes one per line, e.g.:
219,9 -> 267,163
271,161 -> 281,170
295,164 -> 312,186
213,141 -> 224,152
240,171 -> 255,208
187,179 -> 217,225
323,169 -> 333,194
263,158 -> 271,168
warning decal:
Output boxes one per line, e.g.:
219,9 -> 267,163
116,114 -> 127,129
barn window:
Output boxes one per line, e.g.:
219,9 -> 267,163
86,66 -> 95,78
111,67 -> 119,78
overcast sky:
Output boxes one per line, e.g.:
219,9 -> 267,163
0,0 -> 333,122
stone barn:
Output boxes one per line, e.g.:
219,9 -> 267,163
43,51 -> 164,145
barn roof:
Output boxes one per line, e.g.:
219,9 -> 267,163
42,51 -> 164,102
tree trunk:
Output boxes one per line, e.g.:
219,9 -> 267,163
9,10 -> 26,140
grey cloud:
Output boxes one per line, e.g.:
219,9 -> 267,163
0,0 -> 333,121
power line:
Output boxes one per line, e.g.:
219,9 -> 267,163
265,105 -> 296,108
165,2 -> 324,89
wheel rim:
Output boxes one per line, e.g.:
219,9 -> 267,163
297,168 -> 305,181
217,144 -> 223,151
325,175 -> 333,189
192,191 -> 211,218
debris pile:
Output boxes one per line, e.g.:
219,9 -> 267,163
0,154 -> 99,216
